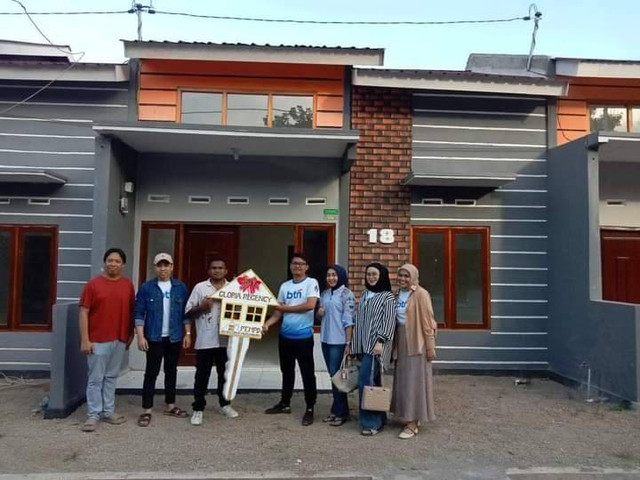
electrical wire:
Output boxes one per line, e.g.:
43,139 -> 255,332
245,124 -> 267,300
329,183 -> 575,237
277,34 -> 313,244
0,7 -> 534,26
0,0 -> 86,116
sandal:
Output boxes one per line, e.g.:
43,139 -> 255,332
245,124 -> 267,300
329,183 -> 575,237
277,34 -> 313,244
322,414 -> 337,423
163,407 -> 188,418
398,425 -> 418,439
330,417 -> 349,427
137,413 -> 152,427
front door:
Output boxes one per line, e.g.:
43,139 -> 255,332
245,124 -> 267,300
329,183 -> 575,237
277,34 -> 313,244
601,230 -> 640,304
181,225 -> 239,365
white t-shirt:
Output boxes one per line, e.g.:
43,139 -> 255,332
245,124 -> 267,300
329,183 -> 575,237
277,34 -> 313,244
396,290 -> 411,326
277,276 -> 320,339
158,280 -> 172,337
185,279 -> 228,350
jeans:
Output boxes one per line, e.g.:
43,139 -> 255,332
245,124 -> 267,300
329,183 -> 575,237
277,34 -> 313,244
192,347 -> 230,411
321,342 -> 349,419
142,337 -> 181,409
357,353 -> 386,430
278,336 -> 317,409
86,340 -> 125,420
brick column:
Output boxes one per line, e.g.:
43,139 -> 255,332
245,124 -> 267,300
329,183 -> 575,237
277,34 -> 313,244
349,86 -> 412,295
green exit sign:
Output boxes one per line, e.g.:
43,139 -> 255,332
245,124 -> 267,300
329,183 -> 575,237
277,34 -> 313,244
323,208 -> 339,216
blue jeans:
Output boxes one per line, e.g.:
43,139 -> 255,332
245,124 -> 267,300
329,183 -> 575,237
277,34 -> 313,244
321,342 -> 349,419
86,340 -> 125,420
357,354 -> 386,430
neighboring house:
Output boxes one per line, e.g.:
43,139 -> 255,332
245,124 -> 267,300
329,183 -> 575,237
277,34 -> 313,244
469,54 -> 640,402
0,40 -> 130,374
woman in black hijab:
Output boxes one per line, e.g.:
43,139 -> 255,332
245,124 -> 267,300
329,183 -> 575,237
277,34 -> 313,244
351,262 -> 396,436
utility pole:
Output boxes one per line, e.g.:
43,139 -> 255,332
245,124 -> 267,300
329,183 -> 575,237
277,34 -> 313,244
128,1 -> 156,41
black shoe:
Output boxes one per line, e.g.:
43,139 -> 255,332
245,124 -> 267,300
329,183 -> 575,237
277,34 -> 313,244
302,409 -> 314,426
264,402 -> 291,414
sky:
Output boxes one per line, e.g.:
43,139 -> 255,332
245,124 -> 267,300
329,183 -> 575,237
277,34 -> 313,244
0,0 -> 638,69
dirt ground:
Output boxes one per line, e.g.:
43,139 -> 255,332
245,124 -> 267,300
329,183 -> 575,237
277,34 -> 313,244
0,375 -> 639,479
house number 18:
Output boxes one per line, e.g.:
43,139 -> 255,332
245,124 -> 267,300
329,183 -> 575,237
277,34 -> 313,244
367,228 -> 395,244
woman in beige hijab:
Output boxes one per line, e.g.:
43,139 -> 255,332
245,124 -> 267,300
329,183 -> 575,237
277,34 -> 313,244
391,263 -> 437,439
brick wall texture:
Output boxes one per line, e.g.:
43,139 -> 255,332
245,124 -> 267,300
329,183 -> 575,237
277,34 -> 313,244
348,86 -> 412,296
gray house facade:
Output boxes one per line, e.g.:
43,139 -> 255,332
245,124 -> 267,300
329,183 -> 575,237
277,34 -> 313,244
0,40 -> 130,374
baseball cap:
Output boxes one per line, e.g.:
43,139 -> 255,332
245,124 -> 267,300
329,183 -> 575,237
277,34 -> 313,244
154,253 -> 173,265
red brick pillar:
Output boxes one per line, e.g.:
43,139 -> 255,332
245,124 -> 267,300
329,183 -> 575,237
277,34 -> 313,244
349,86 -> 412,296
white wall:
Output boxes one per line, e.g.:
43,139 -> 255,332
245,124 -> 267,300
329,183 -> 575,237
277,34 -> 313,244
599,162 -> 640,228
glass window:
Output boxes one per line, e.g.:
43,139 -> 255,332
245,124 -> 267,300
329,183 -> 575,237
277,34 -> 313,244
300,227 -> 329,286
0,227 -> 56,330
19,232 -> 53,325
590,106 -> 628,132
272,95 -> 313,128
181,92 -> 222,125
415,232 -> 446,324
631,107 -> 640,133
227,94 -> 268,127
413,227 -> 489,329
0,231 -> 10,327
454,232 -> 484,325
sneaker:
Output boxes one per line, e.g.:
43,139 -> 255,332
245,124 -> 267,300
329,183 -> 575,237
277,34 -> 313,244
264,402 -> 291,414
302,409 -> 314,426
190,410 -> 203,426
82,417 -> 99,432
221,405 -> 239,418
102,413 -> 126,425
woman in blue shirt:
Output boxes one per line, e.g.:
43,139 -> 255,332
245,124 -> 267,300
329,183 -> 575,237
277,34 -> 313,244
316,264 -> 355,426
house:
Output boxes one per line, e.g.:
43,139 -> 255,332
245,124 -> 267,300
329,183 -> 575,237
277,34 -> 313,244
0,40 -> 130,374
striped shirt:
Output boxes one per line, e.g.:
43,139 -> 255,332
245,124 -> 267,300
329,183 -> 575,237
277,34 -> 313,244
351,289 -> 396,365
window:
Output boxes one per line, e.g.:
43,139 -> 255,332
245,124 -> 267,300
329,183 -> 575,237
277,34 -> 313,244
180,91 -> 314,128
412,227 -> 489,329
224,303 -> 243,321
0,225 -> 57,330
246,305 -> 264,322
181,92 -> 222,125
589,105 -> 640,133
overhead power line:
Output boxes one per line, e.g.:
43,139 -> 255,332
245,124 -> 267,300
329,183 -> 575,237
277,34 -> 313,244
0,7 -> 536,26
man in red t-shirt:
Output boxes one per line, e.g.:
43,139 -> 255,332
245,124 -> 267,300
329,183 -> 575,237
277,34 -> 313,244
79,247 -> 135,432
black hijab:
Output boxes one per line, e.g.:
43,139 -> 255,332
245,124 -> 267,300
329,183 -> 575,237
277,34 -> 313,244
364,262 -> 392,293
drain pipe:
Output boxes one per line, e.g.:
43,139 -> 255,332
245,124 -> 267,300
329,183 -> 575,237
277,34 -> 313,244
579,361 -> 594,402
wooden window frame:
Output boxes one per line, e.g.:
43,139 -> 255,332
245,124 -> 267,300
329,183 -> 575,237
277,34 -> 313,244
411,226 -> 490,330
0,224 -> 58,331
588,104 -> 640,133
178,90 -> 316,128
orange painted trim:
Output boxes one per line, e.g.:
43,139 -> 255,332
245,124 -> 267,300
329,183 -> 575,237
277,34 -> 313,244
139,90 -> 178,106
316,111 -> 343,128
567,85 -> 640,103
557,99 -> 588,116
557,114 -> 588,131
317,95 -> 343,112
559,76 -> 640,88
140,59 -> 345,80
139,104 -> 177,122
140,74 -> 344,95
557,129 -> 588,144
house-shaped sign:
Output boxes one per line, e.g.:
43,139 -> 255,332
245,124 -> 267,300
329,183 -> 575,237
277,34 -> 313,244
212,269 -> 278,340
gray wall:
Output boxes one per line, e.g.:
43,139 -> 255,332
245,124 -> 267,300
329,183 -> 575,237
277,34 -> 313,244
0,78 -> 129,372
548,139 -> 640,401
599,162 -> 640,228
411,92 -> 549,369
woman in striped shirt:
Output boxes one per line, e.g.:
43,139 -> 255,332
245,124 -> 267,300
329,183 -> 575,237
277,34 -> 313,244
351,262 -> 396,436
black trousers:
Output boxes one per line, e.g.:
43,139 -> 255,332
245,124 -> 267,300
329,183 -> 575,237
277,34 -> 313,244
278,336 -> 317,408
142,337 -> 181,409
192,347 -> 230,411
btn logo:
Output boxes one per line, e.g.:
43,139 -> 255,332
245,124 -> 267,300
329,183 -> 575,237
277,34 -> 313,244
286,289 -> 303,300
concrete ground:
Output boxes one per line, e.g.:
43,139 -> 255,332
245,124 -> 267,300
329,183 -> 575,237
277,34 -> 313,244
1,374 -> 639,479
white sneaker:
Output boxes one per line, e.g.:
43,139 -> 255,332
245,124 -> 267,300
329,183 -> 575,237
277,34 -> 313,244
190,411 -> 203,426
221,405 -> 239,418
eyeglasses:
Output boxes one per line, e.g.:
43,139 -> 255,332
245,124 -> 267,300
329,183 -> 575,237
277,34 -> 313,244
290,262 -> 307,266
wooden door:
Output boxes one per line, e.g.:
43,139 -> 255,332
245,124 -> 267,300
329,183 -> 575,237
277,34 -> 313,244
180,225 -> 239,365
601,230 -> 640,304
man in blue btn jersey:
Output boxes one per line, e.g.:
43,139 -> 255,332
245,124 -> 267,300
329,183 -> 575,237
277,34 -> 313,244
262,252 -> 320,426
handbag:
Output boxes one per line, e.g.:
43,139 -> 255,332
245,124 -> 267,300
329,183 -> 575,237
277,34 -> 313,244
361,357 -> 392,412
331,355 -> 359,393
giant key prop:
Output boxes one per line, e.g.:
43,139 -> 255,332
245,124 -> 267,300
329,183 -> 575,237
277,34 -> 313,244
212,269 -> 278,401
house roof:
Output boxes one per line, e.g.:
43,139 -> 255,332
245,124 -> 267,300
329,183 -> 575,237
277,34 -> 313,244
554,57 -> 640,79
352,67 -> 567,97
123,40 -> 384,66
0,39 -> 74,62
